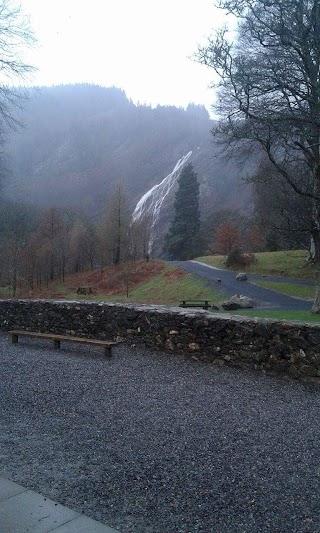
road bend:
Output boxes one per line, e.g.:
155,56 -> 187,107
174,260 -> 313,311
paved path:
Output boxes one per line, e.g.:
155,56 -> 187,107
0,477 -> 119,532
0,336 -> 319,533
174,260 -> 314,310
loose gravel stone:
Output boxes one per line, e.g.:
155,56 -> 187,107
0,333 -> 319,533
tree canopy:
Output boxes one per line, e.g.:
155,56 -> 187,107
197,0 -> 320,310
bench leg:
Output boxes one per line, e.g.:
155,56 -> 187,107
104,346 -> 112,358
12,334 -> 18,344
54,340 -> 61,349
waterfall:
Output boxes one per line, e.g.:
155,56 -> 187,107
132,151 -> 192,251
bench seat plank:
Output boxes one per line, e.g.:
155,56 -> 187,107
8,330 -> 117,356
179,300 -> 211,309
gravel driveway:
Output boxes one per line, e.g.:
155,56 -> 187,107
174,260 -> 313,310
0,334 -> 319,533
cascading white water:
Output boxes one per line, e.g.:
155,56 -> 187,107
132,151 -> 192,251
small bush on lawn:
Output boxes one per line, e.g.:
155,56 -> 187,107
226,249 -> 256,268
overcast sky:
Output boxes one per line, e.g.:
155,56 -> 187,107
20,0 -> 230,113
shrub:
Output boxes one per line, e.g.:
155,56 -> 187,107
226,249 -> 256,267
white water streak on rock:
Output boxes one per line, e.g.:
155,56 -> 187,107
132,151 -> 192,250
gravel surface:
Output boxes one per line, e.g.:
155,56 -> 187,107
0,333 -> 319,533
174,260 -> 313,310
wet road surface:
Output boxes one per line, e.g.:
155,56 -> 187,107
174,260 -> 314,310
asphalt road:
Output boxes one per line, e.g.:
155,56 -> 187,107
0,336 -> 319,533
174,260 -> 314,311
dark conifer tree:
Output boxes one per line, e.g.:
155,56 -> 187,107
164,163 -> 202,260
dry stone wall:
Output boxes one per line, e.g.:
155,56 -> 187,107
0,299 -> 319,380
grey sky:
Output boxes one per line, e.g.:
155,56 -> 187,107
20,0 -> 230,113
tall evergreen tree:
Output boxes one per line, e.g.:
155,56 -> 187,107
164,163 -> 202,260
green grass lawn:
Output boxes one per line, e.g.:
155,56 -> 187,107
253,280 -> 315,299
221,309 -> 320,324
64,264 -> 227,307
126,270 -> 226,306
196,250 -> 315,279
0,286 -> 14,297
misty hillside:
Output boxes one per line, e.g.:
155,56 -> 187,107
3,84 -> 251,215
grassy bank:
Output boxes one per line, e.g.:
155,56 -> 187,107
12,260 -> 226,307
196,250 -> 314,279
107,268 -> 226,306
253,280 -> 314,299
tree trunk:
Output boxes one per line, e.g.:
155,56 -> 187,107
311,165 -> 320,313
50,254 -> 54,281
114,242 -> 120,266
12,269 -> 17,298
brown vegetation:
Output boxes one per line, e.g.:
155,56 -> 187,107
11,260 -> 166,300
164,268 -> 186,279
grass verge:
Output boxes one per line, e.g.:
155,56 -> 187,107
253,280 -> 315,299
124,268 -> 226,306
221,309 -> 320,324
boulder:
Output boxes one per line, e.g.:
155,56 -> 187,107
221,301 -> 239,310
236,272 -> 247,281
221,294 -> 255,310
230,294 -> 254,308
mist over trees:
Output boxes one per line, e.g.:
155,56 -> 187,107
3,84 -> 253,216
4,85 -> 210,209
0,0 -> 34,192
0,79 -> 256,293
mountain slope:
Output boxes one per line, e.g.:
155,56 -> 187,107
3,84 -> 252,216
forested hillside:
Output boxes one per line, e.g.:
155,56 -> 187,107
3,84 -> 251,215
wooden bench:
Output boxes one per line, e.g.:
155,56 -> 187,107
9,330 -> 117,357
179,300 -> 211,310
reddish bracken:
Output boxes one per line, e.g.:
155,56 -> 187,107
11,260 -> 169,299
164,269 -> 186,279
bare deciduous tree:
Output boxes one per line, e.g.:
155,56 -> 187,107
36,208 -> 64,282
252,159 -> 313,251
104,183 -> 131,266
197,0 -> 320,310
0,0 -> 35,135
130,213 -> 153,260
